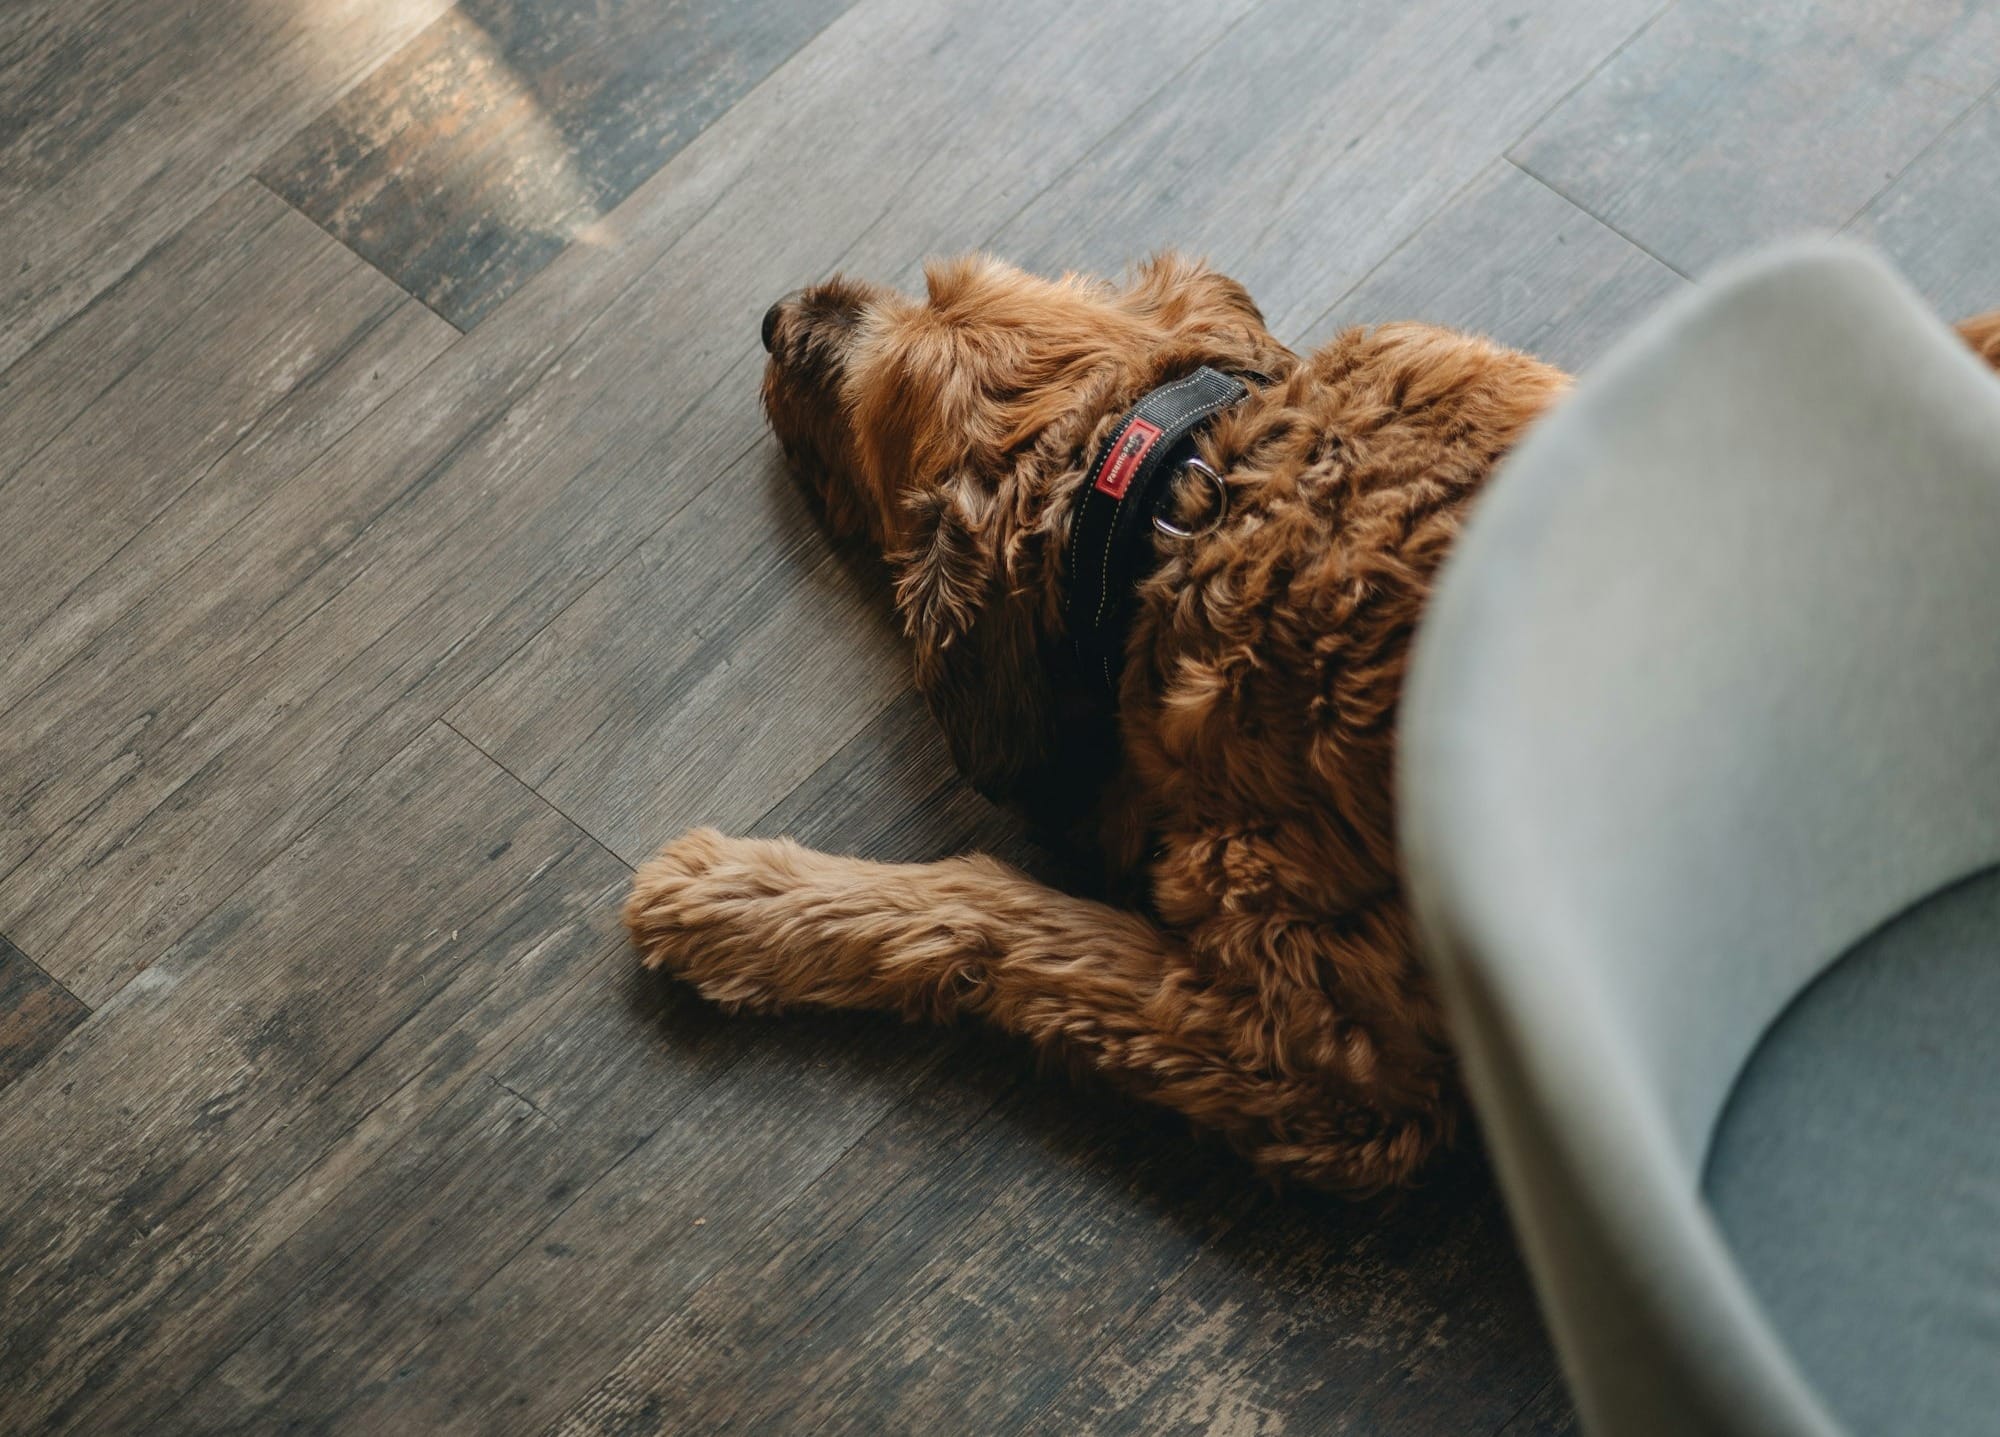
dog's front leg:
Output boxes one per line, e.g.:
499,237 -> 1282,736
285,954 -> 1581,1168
626,829 -> 1444,1193
624,828 -> 1129,1023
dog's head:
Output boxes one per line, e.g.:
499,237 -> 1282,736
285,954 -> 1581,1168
761,253 -> 1289,798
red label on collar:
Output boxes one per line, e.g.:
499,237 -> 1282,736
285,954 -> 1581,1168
1095,418 -> 1162,499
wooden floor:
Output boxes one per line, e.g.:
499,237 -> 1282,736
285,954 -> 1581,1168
4,1 -> 1997,1431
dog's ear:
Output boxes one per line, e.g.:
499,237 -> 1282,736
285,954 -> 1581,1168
1123,251 -> 1266,328
893,470 -> 1052,800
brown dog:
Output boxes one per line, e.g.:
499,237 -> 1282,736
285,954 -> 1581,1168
626,253 -> 2000,1195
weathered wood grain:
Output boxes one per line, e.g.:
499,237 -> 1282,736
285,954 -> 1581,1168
1846,97 -> 2000,321
0,0 -> 454,373
548,1040 -> 1251,1437
0,0 -> 1261,1006
127,698 -> 1022,1433
446,438 -> 911,864
1018,1161 -> 1560,1436
1499,1376 -> 1580,1435
1303,160 -> 1685,372
0,724 -> 631,1434
90,696 -> 1026,1434
172,1005 -> 955,1435
0,181 -> 456,703
990,0 -> 1662,342
294,694 -> 1049,1434
151,971 -> 948,1434
0,935 -> 87,1094
1512,0 -> 2000,277
751,689 -> 1047,875
260,0 -> 855,328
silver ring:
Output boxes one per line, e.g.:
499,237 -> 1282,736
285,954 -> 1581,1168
1153,457 -> 1229,540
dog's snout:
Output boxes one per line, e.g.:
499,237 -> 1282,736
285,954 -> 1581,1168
762,291 -> 804,353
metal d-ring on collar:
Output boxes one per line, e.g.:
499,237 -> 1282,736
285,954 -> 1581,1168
1064,366 -> 1249,699
1152,457 -> 1229,540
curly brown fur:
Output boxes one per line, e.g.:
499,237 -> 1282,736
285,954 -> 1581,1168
630,256 -> 2000,1195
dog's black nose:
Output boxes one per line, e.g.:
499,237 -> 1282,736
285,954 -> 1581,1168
763,291 -> 803,353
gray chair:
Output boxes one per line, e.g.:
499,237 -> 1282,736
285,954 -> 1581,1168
1400,241 -> 2000,1437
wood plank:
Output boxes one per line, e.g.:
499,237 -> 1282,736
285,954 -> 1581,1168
0,0 -> 1261,1005
1017,1161 -> 1560,1436
751,689 -> 1047,875
0,935 -> 88,1094
1845,97 -> 2000,320
0,181 -> 457,703
260,0 -> 856,329
1302,160 -> 1685,373
162,981 -> 952,1435
175,693 -> 1065,1434
0,724 -> 632,1433
989,0 -> 1662,341
98,701 -> 1009,1433
547,1039 -> 1250,1437
0,0 -> 454,373
445,437 -> 911,863
1499,1377 -> 1580,1435
1511,0 -> 2000,277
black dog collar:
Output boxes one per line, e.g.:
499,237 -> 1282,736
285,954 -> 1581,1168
1065,366 -> 1248,697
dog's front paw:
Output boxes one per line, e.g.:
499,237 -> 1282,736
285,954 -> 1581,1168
623,828 -> 809,1008
624,827 -> 746,970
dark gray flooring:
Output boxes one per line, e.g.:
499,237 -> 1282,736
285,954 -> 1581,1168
1,0 -> 1993,1431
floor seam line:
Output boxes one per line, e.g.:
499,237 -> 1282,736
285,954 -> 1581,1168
248,176 -> 468,335
1494,1374 -> 1560,1434
1503,0 -> 1676,159
1836,76 -> 2000,234
1505,158 -> 1691,280
439,719 -> 635,873
0,933 -> 91,1013
1291,0 -> 1683,344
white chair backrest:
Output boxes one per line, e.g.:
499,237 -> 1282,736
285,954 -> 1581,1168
1402,241 -> 2000,1437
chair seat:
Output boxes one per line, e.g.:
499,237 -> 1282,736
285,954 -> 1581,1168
1704,864 -> 2000,1437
